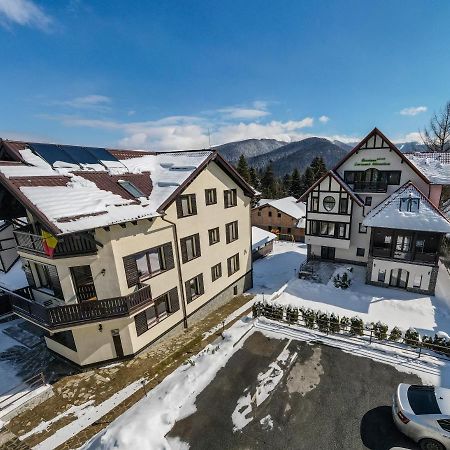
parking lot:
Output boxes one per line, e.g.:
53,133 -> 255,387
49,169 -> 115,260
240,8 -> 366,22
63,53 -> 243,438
169,331 -> 422,450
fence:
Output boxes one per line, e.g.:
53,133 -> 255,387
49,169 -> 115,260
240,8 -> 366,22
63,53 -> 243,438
252,301 -> 450,362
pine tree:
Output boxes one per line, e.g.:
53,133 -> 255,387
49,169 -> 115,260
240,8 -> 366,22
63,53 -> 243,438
310,156 -> 327,181
290,168 -> 302,197
300,166 -> 315,194
282,173 -> 292,197
249,167 -> 259,189
261,164 -> 276,198
236,154 -> 250,182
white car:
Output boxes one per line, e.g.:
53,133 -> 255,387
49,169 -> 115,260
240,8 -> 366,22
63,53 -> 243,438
393,384 -> 450,450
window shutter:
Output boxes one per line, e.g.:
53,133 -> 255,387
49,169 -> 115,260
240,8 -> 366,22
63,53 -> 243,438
22,262 -> 36,288
163,243 -> 175,270
47,265 -> 63,299
235,222 -> 239,240
224,191 -> 228,208
198,274 -> 204,295
191,195 -> 197,215
226,224 -> 230,244
123,255 -> 139,287
176,197 -> 183,218
236,254 -> 240,271
227,257 -> 232,276
168,287 -> 180,312
185,279 -> 192,303
180,237 -> 188,264
134,311 -> 148,336
194,234 -> 201,257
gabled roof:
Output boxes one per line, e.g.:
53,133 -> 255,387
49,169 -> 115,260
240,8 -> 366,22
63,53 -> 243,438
362,182 -> 450,233
256,196 -> 306,220
297,170 -> 364,207
0,140 -> 254,235
251,226 -> 277,251
333,128 -> 430,184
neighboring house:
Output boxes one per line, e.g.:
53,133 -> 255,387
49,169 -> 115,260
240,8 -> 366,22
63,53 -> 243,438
251,226 -> 277,261
300,128 -> 450,295
0,140 -> 254,367
0,221 -> 19,272
251,196 -> 306,241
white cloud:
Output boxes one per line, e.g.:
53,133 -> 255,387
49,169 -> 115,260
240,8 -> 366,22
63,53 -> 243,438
61,95 -> 112,109
400,106 -> 427,116
218,107 -> 270,120
319,115 -> 330,124
0,0 -> 52,30
402,132 -> 422,142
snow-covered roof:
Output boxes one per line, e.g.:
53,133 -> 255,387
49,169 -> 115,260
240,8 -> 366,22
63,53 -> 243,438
363,182 -> 450,233
257,196 -> 306,225
251,226 -> 277,251
406,153 -> 450,185
0,260 -> 28,291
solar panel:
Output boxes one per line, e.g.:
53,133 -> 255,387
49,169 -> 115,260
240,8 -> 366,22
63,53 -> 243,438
59,145 -> 99,165
86,147 -> 124,168
29,143 -> 78,166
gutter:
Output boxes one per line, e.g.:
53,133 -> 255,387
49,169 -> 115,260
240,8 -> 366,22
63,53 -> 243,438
161,215 -> 188,329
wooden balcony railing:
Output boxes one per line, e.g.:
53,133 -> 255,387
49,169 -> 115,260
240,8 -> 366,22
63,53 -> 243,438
14,227 -> 97,258
3,285 -> 152,329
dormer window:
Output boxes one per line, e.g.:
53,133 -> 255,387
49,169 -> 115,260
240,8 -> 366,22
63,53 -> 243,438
118,180 -> 144,198
399,197 -> 420,212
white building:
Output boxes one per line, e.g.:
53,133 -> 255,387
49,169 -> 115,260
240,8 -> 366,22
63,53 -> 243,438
300,128 -> 450,295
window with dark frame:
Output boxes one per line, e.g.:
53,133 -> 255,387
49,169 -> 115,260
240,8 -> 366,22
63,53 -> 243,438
205,188 -> 217,205
359,223 -> 368,233
413,274 -> 422,288
311,196 -> 319,212
33,262 -> 64,299
268,211 -> 272,217
118,180 -> 144,198
399,197 -> 420,212
180,234 -> 201,263
208,227 -> 220,245
225,221 -> 239,243
224,189 -> 237,208
356,247 -> 365,257
177,194 -> 197,218
365,196 -> 372,206
211,263 -> 222,282
277,212 -> 281,218
339,197 -> 348,214
227,253 -> 240,276
378,269 -> 386,282
185,274 -> 204,303
323,196 -> 336,211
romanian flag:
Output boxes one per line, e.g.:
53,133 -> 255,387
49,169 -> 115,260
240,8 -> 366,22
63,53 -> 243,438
41,231 -> 58,257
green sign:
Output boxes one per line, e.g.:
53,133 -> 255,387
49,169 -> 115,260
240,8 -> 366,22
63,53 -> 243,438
354,157 -> 390,167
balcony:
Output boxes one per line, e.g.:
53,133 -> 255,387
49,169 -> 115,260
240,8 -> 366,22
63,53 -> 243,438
372,247 -> 439,265
3,285 -> 152,329
353,181 -> 387,193
14,226 -> 97,258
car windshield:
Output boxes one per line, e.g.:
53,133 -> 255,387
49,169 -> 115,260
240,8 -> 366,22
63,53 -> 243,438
407,385 -> 442,415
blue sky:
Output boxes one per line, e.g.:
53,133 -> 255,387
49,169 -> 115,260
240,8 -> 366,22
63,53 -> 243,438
0,0 -> 449,150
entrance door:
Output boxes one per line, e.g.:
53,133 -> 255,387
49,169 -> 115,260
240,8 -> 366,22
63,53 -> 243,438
321,246 -> 335,261
111,329 -> 124,358
70,265 -> 97,301
389,268 -> 409,289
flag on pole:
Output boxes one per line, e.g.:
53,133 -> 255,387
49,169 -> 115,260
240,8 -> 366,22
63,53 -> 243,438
41,230 -> 58,257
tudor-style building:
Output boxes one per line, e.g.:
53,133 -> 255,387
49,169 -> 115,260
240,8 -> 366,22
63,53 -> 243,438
0,140 -> 254,366
300,128 -> 450,295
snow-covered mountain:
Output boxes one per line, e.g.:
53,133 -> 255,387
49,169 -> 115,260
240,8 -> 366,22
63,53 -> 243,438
213,138 -> 286,163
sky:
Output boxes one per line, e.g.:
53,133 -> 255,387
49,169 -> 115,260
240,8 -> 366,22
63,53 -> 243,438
0,0 -> 449,151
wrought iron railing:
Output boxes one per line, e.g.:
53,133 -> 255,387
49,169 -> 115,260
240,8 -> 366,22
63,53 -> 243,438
353,181 -> 388,192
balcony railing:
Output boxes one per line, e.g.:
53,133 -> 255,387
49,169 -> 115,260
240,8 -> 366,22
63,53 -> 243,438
372,247 -> 438,265
3,285 -> 152,329
14,226 -> 97,258
353,181 -> 387,193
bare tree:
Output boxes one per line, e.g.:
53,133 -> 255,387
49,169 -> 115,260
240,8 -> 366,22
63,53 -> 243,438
421,101 -> 450,152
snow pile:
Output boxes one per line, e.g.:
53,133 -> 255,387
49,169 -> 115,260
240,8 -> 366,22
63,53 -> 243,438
84,318 -> 254,450
407,154 -> 450,185
251,226 -> 277,251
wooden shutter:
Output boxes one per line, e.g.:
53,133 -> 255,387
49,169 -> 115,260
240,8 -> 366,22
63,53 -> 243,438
194,234 -> 201,257
163,243 -> 175,270
235,221 -> 239,240
123,254 -> 139,287
227,257 -> 232,276
180,237 -> 188,263
47,265 -> 63,299
236,254 -> 240,271
168,287 -> 180,312
190,194 -> 197,215
224,190 -> 228,208
198,274 -> 204,295
226,223 -> 230,244
185,279 -> 192,303
22,261 -> 36,288
134,311 -> 148,336
176,197 -> 183,218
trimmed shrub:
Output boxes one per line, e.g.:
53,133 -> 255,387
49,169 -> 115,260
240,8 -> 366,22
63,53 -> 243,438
373,321 -> 388,340
404,328 -> 420,347
388,327 -> 402,342
286,307 -> 299,324
252,301 -> 263,318
316,312 -> 330,333
272,304 -> 284,321
350,317 -> 364,336
301,308 -> 315,329
422,335 -> 434,349
340,316 -> 351,331
329,313 -> 340,333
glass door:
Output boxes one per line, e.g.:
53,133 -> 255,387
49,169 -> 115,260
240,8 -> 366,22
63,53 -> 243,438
70,265 -> 97,301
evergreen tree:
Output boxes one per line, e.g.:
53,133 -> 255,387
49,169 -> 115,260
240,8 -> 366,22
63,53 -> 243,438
282,173 -> 292,197
300,166 -> 315,194
290,168 -> 302,198
310,156 -> 327,181
236,154 -> 250,182
261,163 -> 276,198
249,166 -> 259,189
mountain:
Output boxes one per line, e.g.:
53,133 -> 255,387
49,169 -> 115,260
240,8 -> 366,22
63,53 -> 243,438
214,138 -> 286,163
247,137 -> 348,176
396,142 -> 427,153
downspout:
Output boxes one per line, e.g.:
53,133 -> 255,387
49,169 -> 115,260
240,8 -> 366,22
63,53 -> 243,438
161,215 -> 188,329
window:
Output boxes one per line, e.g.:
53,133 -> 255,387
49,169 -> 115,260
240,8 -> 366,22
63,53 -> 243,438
205,188 -> 217,205
134,288 -> 180,336
227,253 -> 240,276
311,196 -> 319,212
337,223 -> 346,238
180,234 -> 201,263
413,275 -> 422,288
378,269 -> 386,282
226,221 -> 239,243
257,210 -> 261,216
339,197 -> 348,214
70,265 -> 97,301
33,262 -> 63,299
185,274 -> 204,303
268,211 -> 272,217
356,248 -> 365,257
287,228 -> 291,233
320,221 -> 335,236
387,171 -> 401,185
323,196 -> 336,211
177,194 -> 197,218
277,212 -> 281,218
365,196 -> 372,206
131,245 -> 171,282
208,227 -> 220,245
224,189 -> 237,208
118,180 -> 144,198
400,197 -> 420,212
310,220 -> 319,235
48,330 -> 77,352
211,263 -> 222,282
359,223 -> 368,233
